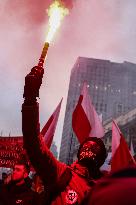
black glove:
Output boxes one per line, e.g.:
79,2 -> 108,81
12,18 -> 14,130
23,66 -> 44,100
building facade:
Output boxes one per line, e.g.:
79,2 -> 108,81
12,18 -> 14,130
103,107 -> 136,153
59,57 -> 136,164
51,141 -> 58,159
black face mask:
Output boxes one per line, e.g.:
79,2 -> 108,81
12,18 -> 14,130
78,141 -> 101,167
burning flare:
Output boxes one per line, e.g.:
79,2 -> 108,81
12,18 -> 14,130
38,1 -> 69,67
46,0 -> 69,43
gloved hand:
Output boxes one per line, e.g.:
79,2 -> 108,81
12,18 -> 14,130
23,66 -> 44,100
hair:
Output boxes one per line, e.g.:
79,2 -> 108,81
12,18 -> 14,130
16,158 -> 30,174
77,137 -> 107,168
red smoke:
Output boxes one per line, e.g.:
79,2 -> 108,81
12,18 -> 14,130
4,0 -> 52,26
60,0 -> 74,9
4,0 -> 75,28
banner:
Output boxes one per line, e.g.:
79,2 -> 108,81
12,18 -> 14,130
0,136 -> 23,168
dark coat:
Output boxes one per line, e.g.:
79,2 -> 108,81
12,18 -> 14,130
0,181 -> 39,205
22,103 -> 102,205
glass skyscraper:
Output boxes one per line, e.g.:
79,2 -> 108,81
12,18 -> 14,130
59,57 -> 136,164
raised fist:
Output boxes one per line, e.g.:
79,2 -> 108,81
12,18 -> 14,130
23,66 -> 44,99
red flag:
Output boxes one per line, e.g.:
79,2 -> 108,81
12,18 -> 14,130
111,120 -> 136,172
40,99 -> 62,148
72,83 -> 104,144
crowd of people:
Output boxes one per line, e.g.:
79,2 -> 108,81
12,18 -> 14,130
0,159 -> 41,205
0,65 -> 136,205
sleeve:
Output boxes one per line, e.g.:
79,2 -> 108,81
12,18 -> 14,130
22,102 -> 66,185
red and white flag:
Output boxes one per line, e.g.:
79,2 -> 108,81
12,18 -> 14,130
72,83 -> 104,144
40,99 -> 62,148
111,120 -> 136,172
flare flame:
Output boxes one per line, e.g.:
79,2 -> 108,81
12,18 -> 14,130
46,0 -> 69,43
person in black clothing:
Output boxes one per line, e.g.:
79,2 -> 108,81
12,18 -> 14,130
0,173 -> 7,187
22,65 -> 107,205
0,159 -> 39,205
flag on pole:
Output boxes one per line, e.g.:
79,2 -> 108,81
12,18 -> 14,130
72,82 -> 104,144
111,120 -> 136,172
40,99 -> 62,148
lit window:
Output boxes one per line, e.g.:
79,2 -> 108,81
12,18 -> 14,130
96,85 -> 98,89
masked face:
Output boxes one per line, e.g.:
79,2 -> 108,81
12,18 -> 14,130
78,141 -> 102,167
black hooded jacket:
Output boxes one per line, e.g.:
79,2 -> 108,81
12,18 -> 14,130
0,181 -> 39,205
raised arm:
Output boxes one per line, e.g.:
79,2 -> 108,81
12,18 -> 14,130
22,66 -> 66,185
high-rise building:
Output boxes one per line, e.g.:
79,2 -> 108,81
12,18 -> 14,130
103,107 -> 136,153
59,57 -> 136,164
50,141 -> 58,159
